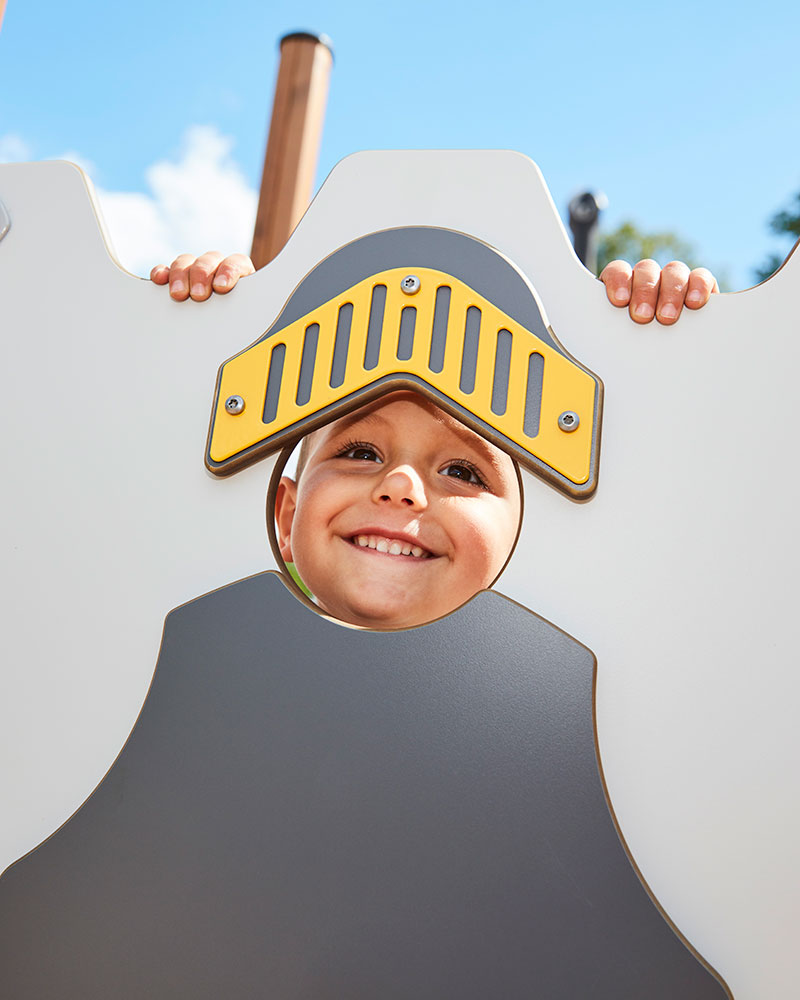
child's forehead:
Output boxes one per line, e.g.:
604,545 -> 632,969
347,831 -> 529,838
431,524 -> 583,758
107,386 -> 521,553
315,393 -> 512,464
334,394 -> 462,433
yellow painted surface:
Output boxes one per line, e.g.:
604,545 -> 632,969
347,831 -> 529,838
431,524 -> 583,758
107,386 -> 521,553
209,267 -> 599,486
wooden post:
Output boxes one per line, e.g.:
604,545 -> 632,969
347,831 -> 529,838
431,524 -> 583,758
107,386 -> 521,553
251,31 -> 333,269
0,1 -> 7,33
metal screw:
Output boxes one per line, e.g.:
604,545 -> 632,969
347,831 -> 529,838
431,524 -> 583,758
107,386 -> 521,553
558,410 -> 580,432
225,395 -> 245,415
401,274 -> 421,295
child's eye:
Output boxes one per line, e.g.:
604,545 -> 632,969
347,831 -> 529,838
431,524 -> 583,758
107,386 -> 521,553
337,440 -> 382,463
439,461 -> 487,488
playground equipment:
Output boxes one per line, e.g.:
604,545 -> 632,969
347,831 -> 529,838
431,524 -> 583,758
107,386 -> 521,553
0,151 -> 797,997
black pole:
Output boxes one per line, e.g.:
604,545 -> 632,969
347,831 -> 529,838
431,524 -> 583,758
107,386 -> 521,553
568,191 -> 606,274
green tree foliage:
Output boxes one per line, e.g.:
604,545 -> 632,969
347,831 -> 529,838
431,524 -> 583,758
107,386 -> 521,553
596,221 -> 697,275
754,191 -> 800,282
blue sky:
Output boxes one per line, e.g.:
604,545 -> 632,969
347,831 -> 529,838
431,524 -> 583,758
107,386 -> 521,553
1,0 -> 797,289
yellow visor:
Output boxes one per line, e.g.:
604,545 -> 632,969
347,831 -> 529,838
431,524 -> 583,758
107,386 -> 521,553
207,264 -> 602,499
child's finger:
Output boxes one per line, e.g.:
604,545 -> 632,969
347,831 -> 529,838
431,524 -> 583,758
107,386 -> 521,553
188,251 -> 225,301
628,259 -> 661,324
685,268 -> 719,309
211,254 -> 256,294
654,261 -> 691,325
599,260 -> 633,307
165,255 -> 198,301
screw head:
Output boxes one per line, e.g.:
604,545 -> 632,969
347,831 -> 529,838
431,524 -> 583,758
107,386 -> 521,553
557,410 -> 580,432
225,395 -> 245,415
401,274 -> 421,295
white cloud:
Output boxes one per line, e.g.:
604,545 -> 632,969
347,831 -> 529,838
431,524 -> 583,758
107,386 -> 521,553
0,134 -> 33,162
95,126 -> 257,276
1,126 -> 257,277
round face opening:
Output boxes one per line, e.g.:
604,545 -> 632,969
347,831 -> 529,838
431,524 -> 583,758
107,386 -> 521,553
267,391 -> 523,631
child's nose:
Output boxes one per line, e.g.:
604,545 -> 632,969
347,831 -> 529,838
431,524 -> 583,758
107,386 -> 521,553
372,465 -> 428,509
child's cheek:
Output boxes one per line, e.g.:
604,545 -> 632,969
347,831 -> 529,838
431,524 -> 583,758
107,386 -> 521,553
456,519 -> 501,586
461,507 -> 517,583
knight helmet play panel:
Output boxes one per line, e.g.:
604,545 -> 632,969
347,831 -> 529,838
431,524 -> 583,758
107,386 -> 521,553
3,150 -> 798,997
0,213 -> 730,996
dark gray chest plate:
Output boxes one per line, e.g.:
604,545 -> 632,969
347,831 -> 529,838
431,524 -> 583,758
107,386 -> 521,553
0,573 -> 727,997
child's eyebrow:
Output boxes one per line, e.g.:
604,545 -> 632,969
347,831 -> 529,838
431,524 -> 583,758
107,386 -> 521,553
328,409 -> 388,437
444,422 -> 510,474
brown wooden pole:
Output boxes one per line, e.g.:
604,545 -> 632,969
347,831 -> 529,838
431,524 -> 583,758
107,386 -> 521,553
251,31 -> 333,269
0,1 -> 7,33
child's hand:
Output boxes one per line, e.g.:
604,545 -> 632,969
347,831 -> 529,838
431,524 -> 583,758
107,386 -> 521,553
150,252 -> 255,301
150,253 -> 718,324
600,260 -> 719,325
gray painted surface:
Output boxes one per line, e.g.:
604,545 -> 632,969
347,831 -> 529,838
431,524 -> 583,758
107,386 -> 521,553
491,327 -> 513,416
428,283 -> 451,372
0,575 -> 727,998
364,282 -> 387,369
263,342 -> 286,422
458,305 -> 481,393
266,227 -> 556,349
330,303 -> 353,387
524,351 -> 545,439
295,322 -> 319,405
397,304 -> 417,361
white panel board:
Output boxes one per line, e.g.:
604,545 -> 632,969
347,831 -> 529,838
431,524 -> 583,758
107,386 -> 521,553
1,154 -> 797,998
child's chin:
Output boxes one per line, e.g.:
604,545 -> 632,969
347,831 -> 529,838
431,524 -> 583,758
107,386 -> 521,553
329,594 -> 432,631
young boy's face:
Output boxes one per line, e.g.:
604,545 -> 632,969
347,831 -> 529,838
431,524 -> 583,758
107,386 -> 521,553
274,392 -> 521,629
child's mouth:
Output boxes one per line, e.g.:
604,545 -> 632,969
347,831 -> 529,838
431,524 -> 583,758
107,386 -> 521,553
350,534 -> 430,559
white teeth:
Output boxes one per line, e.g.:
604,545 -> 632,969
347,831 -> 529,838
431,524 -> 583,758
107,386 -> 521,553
352,534 -> 428,558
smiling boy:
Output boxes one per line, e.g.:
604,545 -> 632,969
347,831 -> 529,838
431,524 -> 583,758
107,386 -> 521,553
273,391 -> 521,629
